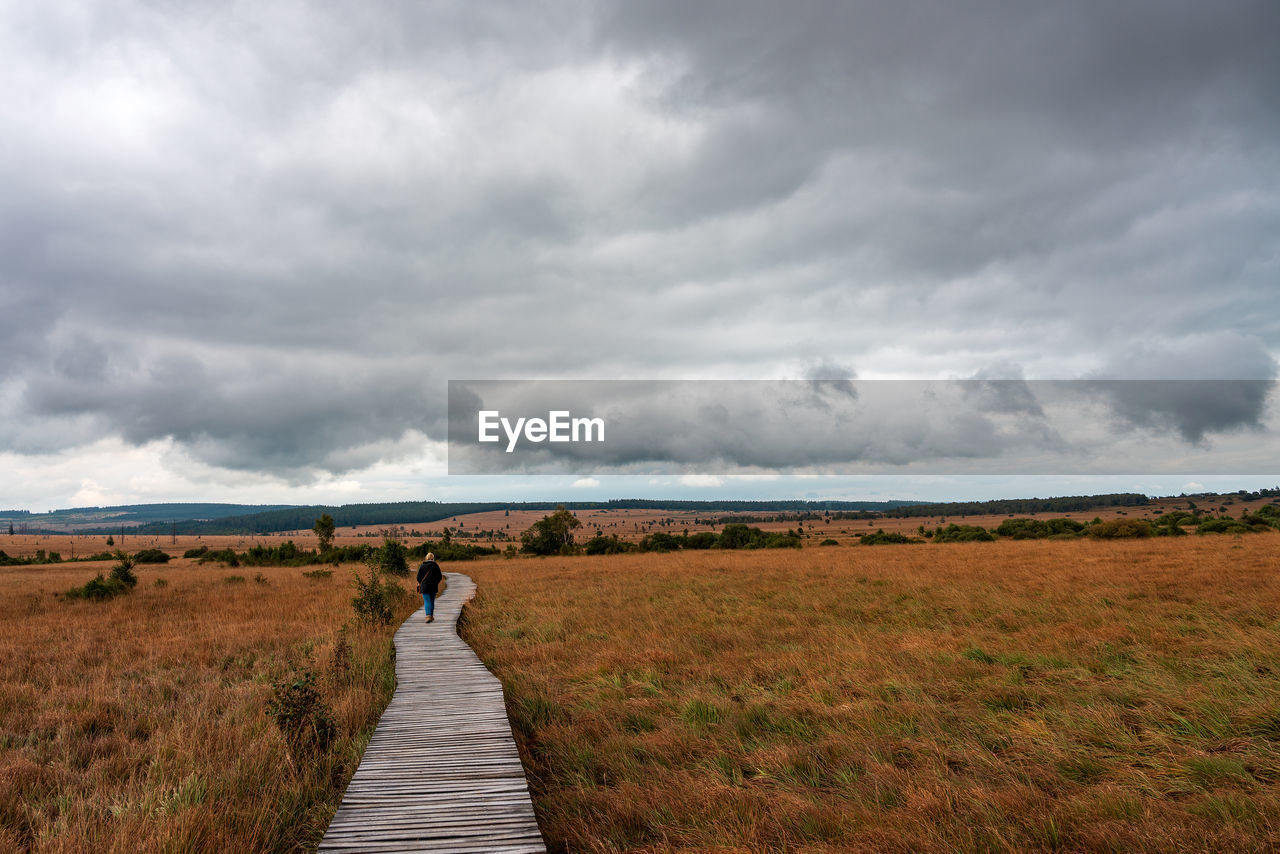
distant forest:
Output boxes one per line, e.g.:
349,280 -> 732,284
5,490 -> 1277,536
119,499 -> 923,536
880,493 -> 1151,518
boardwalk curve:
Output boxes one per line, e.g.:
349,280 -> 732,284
319,572 -> 546,853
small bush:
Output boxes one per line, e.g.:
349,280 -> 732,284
199,549 -> 240,567
1087,519 -> 1154,539
1239,513 -> 1279,531
350,564 -> 406,626
1196,517 -> 1261,535
584,534 -> 633,555
302,568 -> 333,581
995,518 -> 1085,539
684,532 -> 719,550
183,546 -> 209,558
253,572 -> 269,585
375,537 -> 410,577
265,670 -> 336,759
933,524 -> 995,543
860,529 -> 918,545
66,574 -> 130,601
224,575 -> 246,585
133,548 -> 171,564
819,538 -> 839,546
638,532 -> 682,553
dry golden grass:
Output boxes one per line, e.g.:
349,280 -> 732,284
0,560 -> 417,853
462,537 -> 1280,853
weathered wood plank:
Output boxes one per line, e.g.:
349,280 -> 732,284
318,572 -> 546,853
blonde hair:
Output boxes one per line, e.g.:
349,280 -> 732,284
426,552 -> 435,561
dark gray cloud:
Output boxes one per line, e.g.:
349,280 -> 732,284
1,1 -> 1277,487
447,380 -> 1279,475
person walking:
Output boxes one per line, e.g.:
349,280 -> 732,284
416,552 -> 443,623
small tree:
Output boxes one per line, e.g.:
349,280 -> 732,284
313,514 -> 336,553
109,550 -> 138,588
520,506 -> 582,555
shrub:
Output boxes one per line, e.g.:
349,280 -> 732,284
819,538 -> 839,546
199,549 -> 240,567
133,548 -> 171,564
302,568 -> 334,580
933,524 -> 995,543
994,518 -> 1082,539
109,551 -> 138,587
1240,513 -> 1280,531
65,574 -> 130,601
375,537 -> 410,576
638,532 -> 682,553
408,540 -> 496,561
265,670 -> 335,759
183,546 -> 209,558
860,530 -> 918,545
717,523 -> 756,550
351,564 -> 402,626
1087,519 -> 1154,539
1152,511 -> 1197,532
684,532 -> 719,550
224,575 -> 246,584
763,530 -> 803,549
716,523 -> 793,550
1196,517 -> 1261,536
584,535 -> 633,555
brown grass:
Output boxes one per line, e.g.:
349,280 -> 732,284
462,536 -> 1280,853
0,560 -> 417,853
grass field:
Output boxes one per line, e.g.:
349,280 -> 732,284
0,559 -> 417,853
5,533 -> 1280,852
461,537 -> 1280,853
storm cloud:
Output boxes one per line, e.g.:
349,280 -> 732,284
1,1 -> 1277,498
448,379 -> 1279,475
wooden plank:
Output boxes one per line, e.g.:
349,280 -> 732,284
318,572 -> 546,853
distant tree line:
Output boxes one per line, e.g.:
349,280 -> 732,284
858,506 -> 1280,544
881,493 -> 1150,519
84,499 -> 925,536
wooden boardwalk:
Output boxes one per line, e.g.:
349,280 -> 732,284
319,572 -> 546,853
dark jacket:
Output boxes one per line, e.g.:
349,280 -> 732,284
416,560 -> 443,595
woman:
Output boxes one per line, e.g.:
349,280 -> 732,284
416,552 -> 443,623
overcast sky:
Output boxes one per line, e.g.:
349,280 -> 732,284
2,1 -> 1277,511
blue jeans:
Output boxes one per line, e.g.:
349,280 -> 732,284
423,591 -> 436,616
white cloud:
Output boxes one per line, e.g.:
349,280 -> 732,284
571,477 -> 600,488
679,474 -> 724,488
